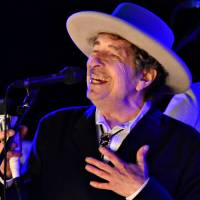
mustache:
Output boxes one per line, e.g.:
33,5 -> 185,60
88,68 -> 109,78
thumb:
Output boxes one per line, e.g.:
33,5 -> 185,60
9,157 -> 21,178
136,145 -> 149,177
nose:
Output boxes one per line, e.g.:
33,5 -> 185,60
87,52 -> 105,69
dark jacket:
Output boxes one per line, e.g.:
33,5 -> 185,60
21,105 -> 200,200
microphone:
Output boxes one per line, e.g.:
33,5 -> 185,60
12,66 -> 85,88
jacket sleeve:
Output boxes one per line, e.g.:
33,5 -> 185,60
134,131 -> 200,200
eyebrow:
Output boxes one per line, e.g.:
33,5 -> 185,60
93,40 -> 122,53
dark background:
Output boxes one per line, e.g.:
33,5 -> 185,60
4,0 -> 200,139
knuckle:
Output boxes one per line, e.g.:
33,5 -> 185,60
99,170 -> 105,177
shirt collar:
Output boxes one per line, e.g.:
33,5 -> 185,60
95,101 -> 151,133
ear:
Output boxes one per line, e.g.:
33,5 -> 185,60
136,68 -> 157,91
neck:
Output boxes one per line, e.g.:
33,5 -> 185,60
96,97 -> 145,128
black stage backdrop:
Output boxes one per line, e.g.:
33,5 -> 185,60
4,0 -> 200,139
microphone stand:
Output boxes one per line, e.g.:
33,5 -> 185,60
1,85 -> 39,200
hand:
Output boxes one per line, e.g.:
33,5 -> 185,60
0,126 -> 28,178
85,145 -> 149,197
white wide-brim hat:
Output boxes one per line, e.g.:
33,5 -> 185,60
66,2 -> 192,93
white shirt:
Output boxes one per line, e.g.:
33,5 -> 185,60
165,82 -> 200,133
95,101 -> 151,199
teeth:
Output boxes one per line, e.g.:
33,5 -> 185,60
91,74 -> 107,82
91,79 -> 101,84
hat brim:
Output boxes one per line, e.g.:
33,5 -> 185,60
67,11 -> 192,93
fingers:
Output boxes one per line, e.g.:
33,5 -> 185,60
89,181 -> 110,190
0,125 -> 28,141
0,130 -> 15,152
86,157 -> 113,173
0,128 -> 24,179
85,147 -> 150,196
85,164 -> 111,181
0,130 -> 22,154
0,129 -> 15,141
85,148 -> 125,184
98,147 -> 125,170
85,156 -> 115,181
136,145 -> 149,178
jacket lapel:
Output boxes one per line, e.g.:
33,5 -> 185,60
116,108 -> 165,164
72,105 -> 101,159
71,106 -> 167,166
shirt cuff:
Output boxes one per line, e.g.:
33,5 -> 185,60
126,178 -> 150,200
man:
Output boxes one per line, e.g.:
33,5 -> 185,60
1,2 -> 200,200
164,2 -> 200,133
165,82 -> 200,133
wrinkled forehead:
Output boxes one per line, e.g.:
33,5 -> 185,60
89,32 -> 133,47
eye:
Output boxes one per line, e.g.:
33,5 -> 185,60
110,54 -> 121,61
91,49 -> 99,55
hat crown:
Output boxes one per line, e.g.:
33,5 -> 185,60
66,2 -> 192,93
112,3 -> 174,48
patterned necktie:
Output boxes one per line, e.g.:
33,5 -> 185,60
99,125 -> 123,160
99,125 -> 123,147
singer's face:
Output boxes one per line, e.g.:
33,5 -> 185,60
86,33 -> 140,106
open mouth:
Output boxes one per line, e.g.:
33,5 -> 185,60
90,74 -> 108,84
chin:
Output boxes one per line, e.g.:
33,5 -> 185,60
87,92 -> 97,102
87,91 -> 104,105
87,90 -> 95,101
